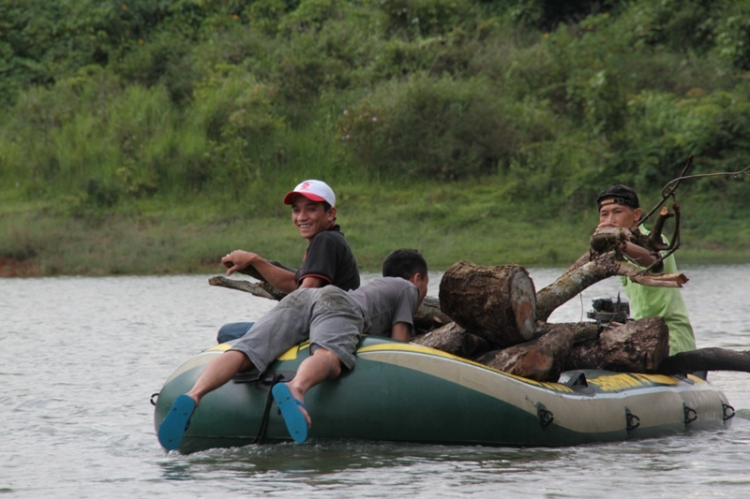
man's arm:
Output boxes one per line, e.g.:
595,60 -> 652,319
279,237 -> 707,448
621,241 -> 659,268
222,251 -> 298,293
298,276 -> 326,289
391,322 -> 412,342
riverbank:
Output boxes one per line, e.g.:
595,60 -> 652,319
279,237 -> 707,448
2,179 -> 748,277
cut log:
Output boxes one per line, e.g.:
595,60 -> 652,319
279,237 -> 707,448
535,254 -> 615,323
476,326 -> 575,382
533,321 -> 601,345
439,261 -> 537,349
657,348 -> 750,375
414,296 -> 453,331
563,317 -> 670,373
411,322 -> 489,358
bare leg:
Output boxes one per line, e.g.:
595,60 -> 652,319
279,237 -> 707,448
186,350 -> 253,405
284,349 -> 342,426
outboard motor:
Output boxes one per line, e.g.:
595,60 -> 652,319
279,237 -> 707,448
587,295 -> 630,324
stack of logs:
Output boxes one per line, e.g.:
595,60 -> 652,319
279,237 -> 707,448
415,260 -> 669,381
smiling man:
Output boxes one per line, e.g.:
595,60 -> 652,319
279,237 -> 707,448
217,180 -> 360,342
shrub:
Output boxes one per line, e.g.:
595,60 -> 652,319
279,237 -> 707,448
338,73 -> 538,179
612,89 -> 750,186
713,2 -> 750,70
377,0 -> 477,38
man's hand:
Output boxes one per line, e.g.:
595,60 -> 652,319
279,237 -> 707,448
222,250 -> 259,276
221,251 -> 298,293
595,221 -> 618,232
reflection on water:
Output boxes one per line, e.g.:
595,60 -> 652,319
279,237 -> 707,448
2,265 -> 750,498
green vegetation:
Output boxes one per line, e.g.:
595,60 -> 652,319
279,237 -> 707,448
1,0 -> 749,276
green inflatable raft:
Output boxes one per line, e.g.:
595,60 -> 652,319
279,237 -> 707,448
153,336 -> 734,454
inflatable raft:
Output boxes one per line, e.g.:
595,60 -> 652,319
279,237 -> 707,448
153,336 -> 734,454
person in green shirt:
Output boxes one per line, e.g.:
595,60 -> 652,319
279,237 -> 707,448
596,185 -> 696,355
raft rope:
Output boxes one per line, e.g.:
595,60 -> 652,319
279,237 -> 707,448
722,403 -> 736,421
683,404 -> 698,425
148,374 -> 286,444
626,408 -> 640,432
251,372 -> 285,445
536,402 -> 554,429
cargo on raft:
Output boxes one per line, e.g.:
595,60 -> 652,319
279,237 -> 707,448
153,335 -> 735,454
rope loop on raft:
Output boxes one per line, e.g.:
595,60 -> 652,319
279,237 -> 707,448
722,403 -> 736,421
251,372 -> 286,444
626,408 -> 641,432
536,403 -> 554,429
683,404 -> 698,425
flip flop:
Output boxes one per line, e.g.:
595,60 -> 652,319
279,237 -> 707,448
158,394 -> 196,450
271,383 -> 309,444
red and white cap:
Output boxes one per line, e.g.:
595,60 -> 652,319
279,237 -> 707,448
283,180 -> 336,207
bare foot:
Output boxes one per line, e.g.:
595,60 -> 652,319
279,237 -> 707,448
286,383 -> 311,427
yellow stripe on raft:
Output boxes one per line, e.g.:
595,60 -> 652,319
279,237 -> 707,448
356,342 -> 568,391
278,340 -> 311,360
210,340 -> 311,359
588,373 -> 677,391
212,338 -> 703,393
207,344 -> 232,352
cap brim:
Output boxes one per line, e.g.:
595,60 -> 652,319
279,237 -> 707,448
283,191 -> 327,205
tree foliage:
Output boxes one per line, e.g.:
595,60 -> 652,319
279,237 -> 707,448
0,0 -> 748,216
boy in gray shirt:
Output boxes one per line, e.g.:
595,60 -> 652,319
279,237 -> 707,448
158,249 -> 429,449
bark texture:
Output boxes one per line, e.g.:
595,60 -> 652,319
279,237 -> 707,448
414,296 -> 453,331
563,317 -> 670,373
412,322 -> 489,359
533,321 -> 601,345
439,261 -> 537,349
476,326 -> 575,382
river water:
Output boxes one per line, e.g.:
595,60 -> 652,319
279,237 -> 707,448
2,265 -> 750,498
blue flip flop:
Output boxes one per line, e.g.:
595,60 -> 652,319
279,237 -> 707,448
271,383 -> 309,443
158,394 -> 196,450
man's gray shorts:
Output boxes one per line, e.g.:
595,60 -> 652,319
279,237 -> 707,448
230,286 -> 365,381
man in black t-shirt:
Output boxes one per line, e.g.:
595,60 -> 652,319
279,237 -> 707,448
217,180 -> 360,342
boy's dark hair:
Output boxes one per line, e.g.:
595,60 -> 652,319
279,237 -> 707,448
382,249 -> 427,280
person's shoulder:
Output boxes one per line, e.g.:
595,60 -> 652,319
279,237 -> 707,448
361,276 -> 396,289
374,276 -> 408,284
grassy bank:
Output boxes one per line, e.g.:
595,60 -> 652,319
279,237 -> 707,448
2,176 -> 748,277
